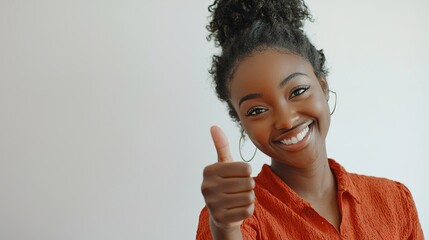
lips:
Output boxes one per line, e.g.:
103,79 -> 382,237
274,121 -> 313,146
280,125 -> 310,145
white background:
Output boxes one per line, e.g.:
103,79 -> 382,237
0,0 -> 428,239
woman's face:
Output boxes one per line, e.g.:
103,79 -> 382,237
229,49 -> 331,167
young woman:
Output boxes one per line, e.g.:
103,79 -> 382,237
197,0 -> 424,239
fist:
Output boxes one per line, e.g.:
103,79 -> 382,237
201,126 -> 255,230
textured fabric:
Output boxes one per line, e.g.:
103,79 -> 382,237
196,159 -> 424,239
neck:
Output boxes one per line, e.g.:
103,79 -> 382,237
270,155 -> 336,200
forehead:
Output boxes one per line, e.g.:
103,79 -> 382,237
230,49 -> 315,99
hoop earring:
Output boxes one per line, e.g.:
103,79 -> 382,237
239,134 -> 257,162
329,90 -> 337,116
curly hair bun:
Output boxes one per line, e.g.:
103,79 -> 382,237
207,0 -> 312,47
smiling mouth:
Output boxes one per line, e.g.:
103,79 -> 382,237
279,124 -> 311,145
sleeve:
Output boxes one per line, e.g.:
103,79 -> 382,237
196,207 -> 212,240
196,206 -> 260,240
396,182 -> 424,240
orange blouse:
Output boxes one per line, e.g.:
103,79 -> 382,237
196,159 -> 424,239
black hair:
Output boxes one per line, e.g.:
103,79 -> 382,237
207,0 -> 328,122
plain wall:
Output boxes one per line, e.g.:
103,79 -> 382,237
0,0 -> 427,239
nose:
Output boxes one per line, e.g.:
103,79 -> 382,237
273,104 -> 299,130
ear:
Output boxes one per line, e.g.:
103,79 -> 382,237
319,78 -> 329,100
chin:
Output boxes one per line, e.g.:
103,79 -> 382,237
270,143 -> 327,168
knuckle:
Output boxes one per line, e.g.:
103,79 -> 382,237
205,198 -> 215,209
212,211 -> 224,223
241,163 -> 252,175
243,193 -> 252,203
247,204 -> 255,215
239,209 -> 250,219
247,191 -> 255,202
240,204 -> 254,219
201,183 -> 214,196
250,178 -> 255,188
202,165 -> 213,178
245,178 -> 255,189
203,163 -> 224,178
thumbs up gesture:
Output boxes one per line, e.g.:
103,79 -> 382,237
201,126 -> 255,235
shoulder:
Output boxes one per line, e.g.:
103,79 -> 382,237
347,172 -> 416,212
349,172 -> 409,195
329,158 -> 414,214
328,159 -> 410,200
347,172 -> 423,238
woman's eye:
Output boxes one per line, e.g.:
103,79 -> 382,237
246,107 -> 267,116
290,85 -> 310,98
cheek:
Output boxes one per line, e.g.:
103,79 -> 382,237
306,94 -> 331,134
311,96 -> 329,115
243,123 -> 271,150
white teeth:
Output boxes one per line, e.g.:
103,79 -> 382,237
280,125 -> 310,145
297,132 -> 304,141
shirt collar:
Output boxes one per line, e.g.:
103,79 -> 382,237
328,158 -> 361,204
255,159 -> 361,208
255,163 -> 310,210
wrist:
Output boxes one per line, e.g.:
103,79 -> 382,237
209,217 -> 242,240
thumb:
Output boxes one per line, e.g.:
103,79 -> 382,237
210,125 -> 233,163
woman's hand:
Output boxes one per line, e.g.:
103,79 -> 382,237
201,126 -> 255,239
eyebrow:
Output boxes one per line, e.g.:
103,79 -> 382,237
238,72 -> 307,107
279,72 -> 306,88
238,93 -> 262,107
